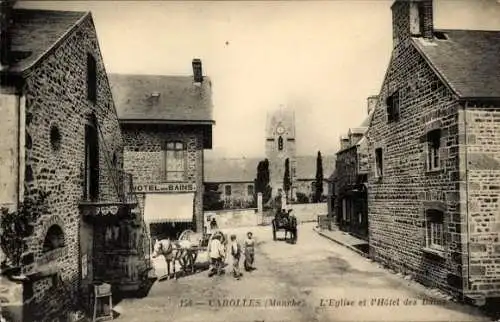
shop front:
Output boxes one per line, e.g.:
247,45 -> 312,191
135,183 -> 198,242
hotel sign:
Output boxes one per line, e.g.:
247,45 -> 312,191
133,183 -> 197,193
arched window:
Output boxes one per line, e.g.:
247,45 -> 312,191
278,136 -> 284,151
43,225 -> 65,252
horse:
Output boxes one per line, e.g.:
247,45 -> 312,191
284,215 -> 298,243
272,209 -> 298,243
151,239 -> 197,279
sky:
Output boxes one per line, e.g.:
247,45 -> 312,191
18,0 -> 500,160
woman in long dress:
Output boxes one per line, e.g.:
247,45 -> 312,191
244,232 -> 255,271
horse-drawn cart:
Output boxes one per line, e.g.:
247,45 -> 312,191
271,209 -> 298,243
151,229 -> 228,279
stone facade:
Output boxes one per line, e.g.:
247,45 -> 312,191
121,124 -> 205,232
366,0 -> 500,303
334,134 -> 369,239
463,106 -> 500,300
216,181 -> 255,209
1,11 -> 125,320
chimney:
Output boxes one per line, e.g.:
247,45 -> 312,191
0,0 -> 15,67
340,136 -> 350,150
419,0 -> 434,40
367,95 -> 378,115
192,58 -> 203,83
392,0 -> 434,48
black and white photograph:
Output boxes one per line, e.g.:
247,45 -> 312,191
1,0 -> 500,321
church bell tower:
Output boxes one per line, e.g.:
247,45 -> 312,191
265,106 -> 297,198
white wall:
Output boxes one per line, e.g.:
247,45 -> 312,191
0,94 -> 20,211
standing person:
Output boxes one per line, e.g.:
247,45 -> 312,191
244,232 -> 255,271
230,234 -> 242,280
208,234 -> 225,277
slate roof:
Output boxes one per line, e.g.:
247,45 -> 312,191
3,9 -> 88,73
108,74 -> 214,123
412,29 -> 500,99
204,155 -> 336,182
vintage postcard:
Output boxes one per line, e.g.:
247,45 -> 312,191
1,0 -> 500,321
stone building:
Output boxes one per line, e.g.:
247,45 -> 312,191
109,59 -> 214,239
333,96 -> 375,240
366,0 -> 500,304
204,107 -> 334,209
0,4 -> 139,320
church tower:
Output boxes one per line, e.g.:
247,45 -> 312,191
265,106 -> 297,197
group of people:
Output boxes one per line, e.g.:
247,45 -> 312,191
208,231 -> 256,280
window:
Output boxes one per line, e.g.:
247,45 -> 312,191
43,225 -> 65,252
278,136 -> 284,151
84,117 -> 99,201
375,148 -> 383,178
87,54 -> 97,103
164,141 -> 186,181
427,130 -> 441,171
50,125 -> 61,151
426,209 -> 444,250
247,185 -> 254,196
386,90 -> 400,122
342,199 -> 347,221
225,185 -> 232,196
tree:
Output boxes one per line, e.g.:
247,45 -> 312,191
254,159 -> 272,205
314,151 -> 324,203
283,158 -> 292,202
203,183 -> 223,211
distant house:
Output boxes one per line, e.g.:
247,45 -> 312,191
366,0 -> 500,304
109,59 -> 215,239
0,5 -> 133,320
333,96 -> 376,240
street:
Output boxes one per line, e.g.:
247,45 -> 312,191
113,223 -> 491,322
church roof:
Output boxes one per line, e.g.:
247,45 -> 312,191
1,9 -> 89,74
108,73 -> 214,123
204,155 -> 336,183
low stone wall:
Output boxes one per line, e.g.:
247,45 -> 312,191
289,203 -> 328,223
204,209 -> 259,229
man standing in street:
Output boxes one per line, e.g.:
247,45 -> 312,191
208,233 -> 225,277
230,234 -> 242,280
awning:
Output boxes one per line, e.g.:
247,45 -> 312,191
144,193 -> 194,223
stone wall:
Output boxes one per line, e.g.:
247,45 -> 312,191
463,106 -> 500,299
204,209 -> 258,229
289,203 -> 328,223
366,24 -> 464,297
19,14 -> 123,319
122,124 -> 205,232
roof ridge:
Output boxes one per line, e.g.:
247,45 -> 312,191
14,8 -> 89,15
109,72 -> 206,79
435,28 -> 500,33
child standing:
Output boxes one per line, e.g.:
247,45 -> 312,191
244,231 -> 255,271
230,234 -> 242,280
